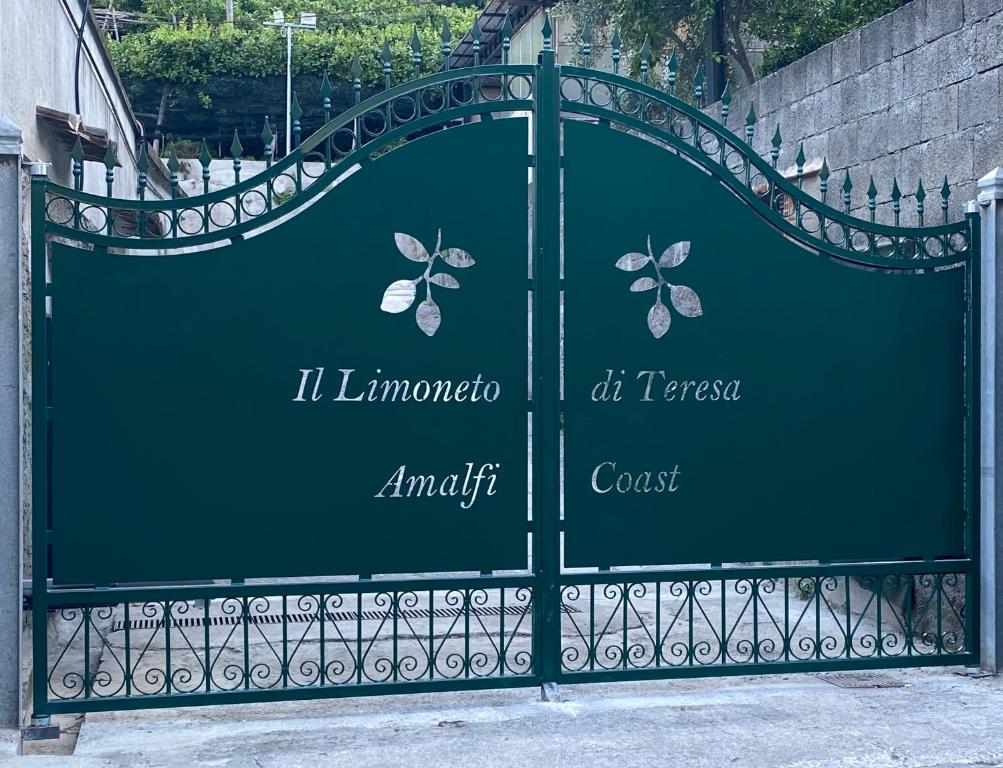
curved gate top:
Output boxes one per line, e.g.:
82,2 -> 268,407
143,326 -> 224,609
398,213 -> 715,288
29,16 -> 978,719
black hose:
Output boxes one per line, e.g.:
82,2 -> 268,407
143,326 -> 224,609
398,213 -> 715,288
74,0 -> 92,115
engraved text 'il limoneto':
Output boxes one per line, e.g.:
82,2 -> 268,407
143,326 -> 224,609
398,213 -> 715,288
292,367 -> 502,403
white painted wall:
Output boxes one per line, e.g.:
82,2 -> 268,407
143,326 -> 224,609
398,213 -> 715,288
0,0 -> 167,197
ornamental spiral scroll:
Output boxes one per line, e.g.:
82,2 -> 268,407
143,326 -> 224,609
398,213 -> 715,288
558,569 -> 969,678
46,582 -> 535,703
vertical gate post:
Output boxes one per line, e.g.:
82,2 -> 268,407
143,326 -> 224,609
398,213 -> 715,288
531,45 -> 562,692
26,163 -> 54,736
0,118 -> 22,730
977,168 -> 1003,673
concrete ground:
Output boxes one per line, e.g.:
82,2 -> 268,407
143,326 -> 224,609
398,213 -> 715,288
4,667 -> 1003,767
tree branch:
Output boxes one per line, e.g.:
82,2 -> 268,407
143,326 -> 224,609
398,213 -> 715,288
726,14 -> 756,84
665,27 -> 687,52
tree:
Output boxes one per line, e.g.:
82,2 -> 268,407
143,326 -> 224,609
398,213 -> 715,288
617,0 -> 758,85
561,0 -> 903,89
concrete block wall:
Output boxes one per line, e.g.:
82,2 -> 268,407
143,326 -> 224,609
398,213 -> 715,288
707,0 -> 1003,223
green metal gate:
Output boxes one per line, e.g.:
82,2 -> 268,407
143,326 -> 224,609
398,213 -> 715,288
30,19 -> 979,720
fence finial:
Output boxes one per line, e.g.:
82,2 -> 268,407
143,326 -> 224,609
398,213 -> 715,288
720,80 -> 731,124
941,176 -> 951,222
745,102 -> 756,143
199,138 -> 211,193
382,40 -> 393,88
542,12 -> 553,52
502,12 -> 512,64
167,141 -> 180,198
291,92 -> 303,147
916,178 -> 926,225
103,142 -> 117,197
71,136 -> 84,191
770,124 -> 781,168
351,55 -> 362,103
819,158 -> 830,202
261,117 -> 274,165
441,16 -> 452,67
842,169 -> 853,212
472,18 -> 482,66
411,26 -> 422,76
891,177 -> 902,225
664,48 -> 678,94
321,72 -> 333,113
230,129 -> 243,182
867,175 -> 877,221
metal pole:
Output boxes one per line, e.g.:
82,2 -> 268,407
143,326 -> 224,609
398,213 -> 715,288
286,25 -> 293,156
532,45 -> 561,695
27,162 -> 55,738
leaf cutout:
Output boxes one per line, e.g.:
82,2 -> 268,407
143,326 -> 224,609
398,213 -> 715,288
429,272 -> 460,289
395,232 -> 429,262
615,252 -> 649,271
416,299 -> 441,336
630,277 -> 658,292
670,285 -> 703,317
647,300 -> 671,338
659,241 -> 690,268
380,279 -> 417,313
442,248 -> 475,268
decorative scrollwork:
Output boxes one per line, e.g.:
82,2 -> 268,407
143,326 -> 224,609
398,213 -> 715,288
559,568 -> 969,679
45,582 -> 536,706
558,67 -> 972,269
41,66 -> 536,251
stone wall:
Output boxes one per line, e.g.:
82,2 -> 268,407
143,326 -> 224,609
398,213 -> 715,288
707,0 -> 1003,223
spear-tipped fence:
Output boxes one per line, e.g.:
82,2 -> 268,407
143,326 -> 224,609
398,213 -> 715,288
44,19 -> 971,267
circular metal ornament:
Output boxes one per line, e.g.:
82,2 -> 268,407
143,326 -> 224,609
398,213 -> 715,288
587,81 -> 614,109
45,196 -> 75,225
78,205 -> 108,233
800,208 -> 822,235
239,189 -> 269,217
923,235 -> 947,259
208,200 -> 236,229
559,76 -> 585,103
178,207 -> 206,235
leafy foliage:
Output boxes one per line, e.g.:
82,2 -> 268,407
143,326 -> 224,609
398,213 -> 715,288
98,0 -> 479,151
750,0 -> 903,73
561,0 -> 904,87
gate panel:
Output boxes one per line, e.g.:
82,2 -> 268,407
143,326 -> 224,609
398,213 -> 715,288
30,42 -> 980,720
562,119 -> 967,568
48,117 -> 530,585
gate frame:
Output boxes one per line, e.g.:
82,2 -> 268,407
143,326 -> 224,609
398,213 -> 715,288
25,24 -> 982,727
